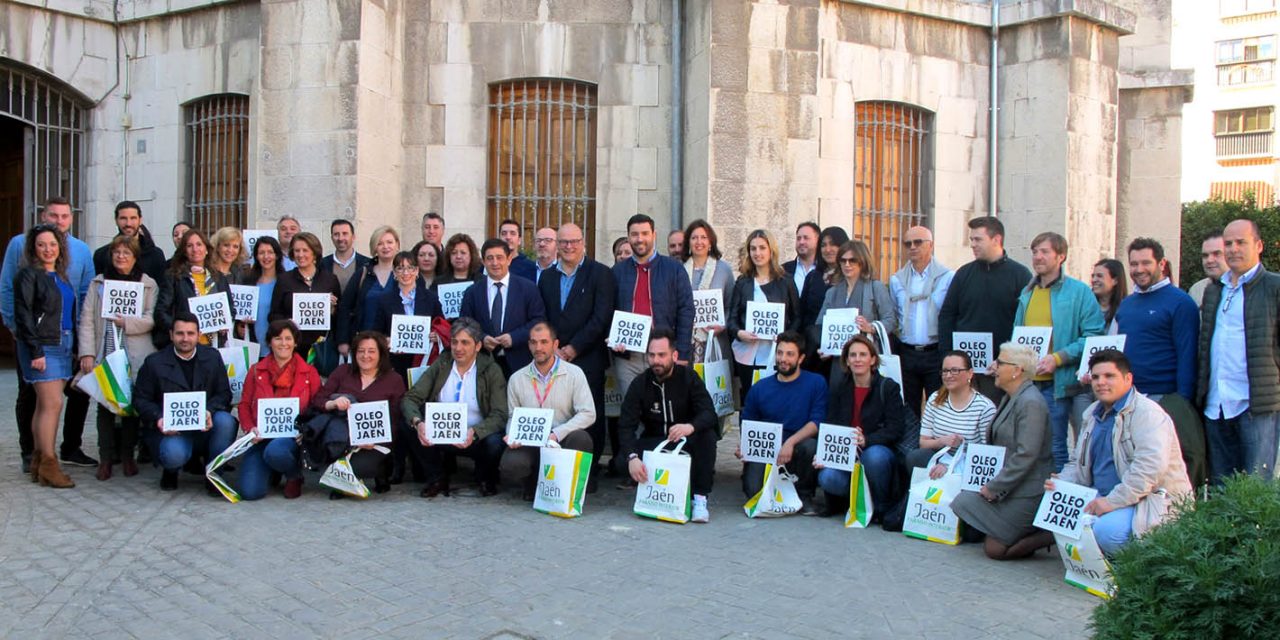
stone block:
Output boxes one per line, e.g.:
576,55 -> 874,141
709,0 -> 749,47
746,48 -> 779,94
785,50 -> 818,95
636,106 -> 670,149
748,3 -> 784,49
548,0 -> 633,24
787,94 -> 818,140
785,5 -> 819,53
936,96 -> 978,138
636,190 -> 668,221
818,116 -> 853,162
786,138 -> 819,185
600,105 -> 638,148
633,147 -> 659,191
711,90 -> 748,135
633,64 -> 661,107
444,104 -> 487,147
261,46 -> 296,90
290,131 -> 357,176
708,179 -> 746,225
424,145 -> 487,188
709,42 -> 748,91
427,63 -> 481,106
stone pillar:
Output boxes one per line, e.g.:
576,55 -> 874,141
1116,77 -> 1191,272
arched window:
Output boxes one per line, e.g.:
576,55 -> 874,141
853,101 -> 932,278
185,94 -> 250,233
487,79 -> 597,255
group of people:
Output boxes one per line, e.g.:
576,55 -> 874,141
5,198 -> 1274,559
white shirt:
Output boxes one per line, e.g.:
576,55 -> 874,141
332,251 -> 357,269
792,259 -> 815,296
1206,263 -> 1261,420
486,274 -> 511,331
442,360 -> 483,428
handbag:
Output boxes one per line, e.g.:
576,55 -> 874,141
633,438 -> 693,524
744,464 -> 803,518
533,445 -> 594,518
308,334 -> 342,377
694,332 -> 735,418
872,321 -> 904,401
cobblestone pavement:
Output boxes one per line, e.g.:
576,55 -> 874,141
0,369 -> 1097,639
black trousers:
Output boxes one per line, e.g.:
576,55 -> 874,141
897,345 -> 942,419
411,430 -> 505,485
633,428 -> 718,497
14,357 -> 89,457
96,408 -> 140,462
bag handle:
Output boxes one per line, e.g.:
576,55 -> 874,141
927,442 -> 965,474
872,320 -> 893,356
651,437 -> 688,456
705,330 -> 722,363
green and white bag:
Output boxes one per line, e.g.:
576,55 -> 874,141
845,460 -> 875,528
902,448 -> 963,544
633,438 -> 692,524
205,433 -> 258,503
533,445 -> 593,518
75,341 -> 136,416
744,464 -> 802,518
320,449 -> 380,499
1055,519 -> 1116,599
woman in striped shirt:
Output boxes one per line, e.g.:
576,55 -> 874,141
907,350 -> 996,477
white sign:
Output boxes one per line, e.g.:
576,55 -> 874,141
739,420 -> 782,464
1012,326 -> 1054,360
436,282 -> 473,319
1077,334 -> 1128,379
256,397 -> 299,439
424,401 -> 468,445
390,314 -> 432,354
953,331 -> 994,371
819,308 -> 861,356
348,400 -> 392,446
162,391 -> 206,432
292,292 -> 330,331
101,280 -> 145,318
243,229 -> 277,262
228,284 -> 258,322
816,423 -> 857,472
692,289 -> 725,330
607,310 -> 652,353
189,292 -> 233,334
960,443 -> 1006,492
746,301 -> 785,341
1034,479 -> 1100,539
507,407 -> 554,447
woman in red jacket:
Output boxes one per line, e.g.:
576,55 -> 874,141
236,320 -> 322,499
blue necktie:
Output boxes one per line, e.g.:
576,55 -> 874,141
491,282 -> 504,334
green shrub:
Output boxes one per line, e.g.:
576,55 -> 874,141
1179,195 -> 1280,288
1090,474 -> 1280,639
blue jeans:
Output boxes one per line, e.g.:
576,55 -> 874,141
1092,505 -> 1136,556
817,444 -> 896,512
1040,383 -> 1073,472
155,411 -> 237,471
1205,410 -> 1279,483
237,438 -> 302,500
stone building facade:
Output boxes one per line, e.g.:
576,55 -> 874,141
1,0 -> 1188,276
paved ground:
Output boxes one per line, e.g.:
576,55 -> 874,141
0,368 -> 1098,639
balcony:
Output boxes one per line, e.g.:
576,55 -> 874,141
1218,60 -> 1276,86
1216,131 -> 1275,158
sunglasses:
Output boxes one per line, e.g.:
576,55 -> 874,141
902,239 -> 927,248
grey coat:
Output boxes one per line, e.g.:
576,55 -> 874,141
984,380 -> 1054,500
814,278 -> 898,343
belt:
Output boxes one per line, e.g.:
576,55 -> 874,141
900,342 -> 938,352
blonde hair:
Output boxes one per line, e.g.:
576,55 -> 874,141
997,343 -> 1038,376
736,229 -> 786,281
209,227 -> 247,272
368,225 -> 401,256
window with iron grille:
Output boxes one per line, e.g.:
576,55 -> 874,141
852,101 -> 932,280
0,62 -> 87,230
487,79 -> 597,256
185,94 -> 250,233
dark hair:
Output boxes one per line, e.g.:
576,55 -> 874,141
265,319 -> 300,344
480,238 -> 511,257
1031,231 -> 1069,258
44,196 -> 71,208
776,330 -> 806,353
290,232 -> 324,263
171,311 -> 200,330
627,214 -> 655,232
410,240 -> 443,277
423,211 -> 444,224
831,240 -> 875,283
23,225 -> 69,281
444,233 -> 480,276
648,327 -> 676,350
1087,348 -> 1131,375
840,334 -> 880,374
248,236 -> 284,282
451,316 -> 485,344
330,219 -> 355,234
933,350 -> 974,407
1202,229 -> 1223,242
1093,258 -> 1127,324
612,237 -> 630,257
499,219 -> 522,235
682,219 -> 722,262
968,216 -> 1005,241
170,228 -> 214,275
1126,237 -> 1165,262
529,321 -> 557,341
392,251 -> 416,271
350,331 -> 392,377
107,234 -> 142,262
796,221 -> 822,238
114,200 -> 142,218
818,226 -> 851,276
172,221 -> 191,234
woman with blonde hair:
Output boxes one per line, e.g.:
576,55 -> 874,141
208,227 -> 248,281
726,229 -> 801,397
337,225 -> 400,355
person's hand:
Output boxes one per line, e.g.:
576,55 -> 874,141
612,343 -> 627,353
855,316 -> 873,333
929,463 -> 947,480
854,427 -> 865,448
358,443 -> 374,450
483,336 -> 500,351
947,434 -> 964,448
79,356 -> 95,374
496,334 -> 513,349
737,330 -> 758,342
628,457 -> 648,484
329,293 -> 339,308
813,460 -> 825,470
31,357 -> 46,372
338,343 -> 349,356
548,432 -> 560,444
558,345 -> 578,361
1035,355 -> 1057,376
417,425 -> 432,448
1078,372 -> 1091,385
112,313 -> 127,328
985,361 -> 997,375
979,485 -> 996,502
203,411 -> 213,432
778,440 -> 795,465
158,418 -> 176,436
329,397 -> 352,412
667,424 -> 694,442
1084,497 -> 1117,516
428,331 -> 442,346
454,428 -> 475,449
707,324 -> 725,333
1044,473 -> 1058,493
504,435 -> 521,450
250,428 -> 262,444
733,444 -> 743,460
819,353 -> 831,361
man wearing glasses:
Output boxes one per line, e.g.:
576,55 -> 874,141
532,227 -> 558,284
889,225 -> 953,419
1197,219 -> 1280,482
538,223 -> 616,487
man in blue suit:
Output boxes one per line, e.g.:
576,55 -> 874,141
460,238 -> 546,377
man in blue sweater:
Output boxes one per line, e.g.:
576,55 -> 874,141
0,197 -> 97,472
1115,238 -> 1199,402
737,331 -> 828,508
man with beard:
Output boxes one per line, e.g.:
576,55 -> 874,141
92,201 -> 167,282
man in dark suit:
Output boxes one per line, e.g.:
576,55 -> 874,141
539,223 -> 616,481
319,218 -> 370,291
460,238 -> 546,377
781,221 -> 822,298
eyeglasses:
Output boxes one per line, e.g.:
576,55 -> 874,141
838,257 -> 858,265
995,360 -> 1015,367
535,238 -> 556,245
902,239 -> 927,248
940,367 -> 971,376
557,238 -> 583,246
394,266 -> 418,274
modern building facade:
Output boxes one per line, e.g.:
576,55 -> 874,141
2,0 -> 1188,278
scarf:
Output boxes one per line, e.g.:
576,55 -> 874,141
269,356 -> 297,395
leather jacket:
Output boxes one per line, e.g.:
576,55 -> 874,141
14,266 -> 69,357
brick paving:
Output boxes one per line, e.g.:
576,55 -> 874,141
0,369 -> 1098,638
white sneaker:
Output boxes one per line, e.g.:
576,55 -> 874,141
690,495 -> 710,523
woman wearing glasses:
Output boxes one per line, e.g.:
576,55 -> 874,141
906,350 -> 996,477
951,343 -> 1055,559
813,240 -> 897,367
16,225 -> 78,487
727,229 -> 802,398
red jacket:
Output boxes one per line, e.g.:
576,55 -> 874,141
238,353 -> 323,432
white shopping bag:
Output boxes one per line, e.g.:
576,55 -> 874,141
320,449 -> 375,499
695,333 -> 734,417
533,446 -> 593,518
218,344 -> 253,406
872,321 -> 904,401
743,464 -> 803,518
205,433 -> 258,503
902,449 -> 963,545
633,438 -> 693,524
1055,518 -> 1115,599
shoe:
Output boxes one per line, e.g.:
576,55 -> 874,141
419,480 -> 450,498
37,456 -> 75,488
691,495 -> 710,523
22,452 -> 33,475
480,481 -> 499,497
616,478 -> 638,490
373,477 -> 391,494
521,476 -> 537,502
818,491 -> 843,518
160,470 -> 179,491
122,457 -> 139,477
586,474 -> 599,494
329,490 -> 345,500
60,449 -> 98,467
96,462 -> 113,481
283,478 -> 303,499
390,460 -> 405,485
800,498 -> 821,517
29,451 -> 42,483
268,471 -> 282,488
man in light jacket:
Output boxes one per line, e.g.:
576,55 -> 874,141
1050,349 -> 1192,555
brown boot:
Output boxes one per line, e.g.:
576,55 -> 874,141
38,456 -> 75,489
30,451 -> 42,483
96,462 -> 113,481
